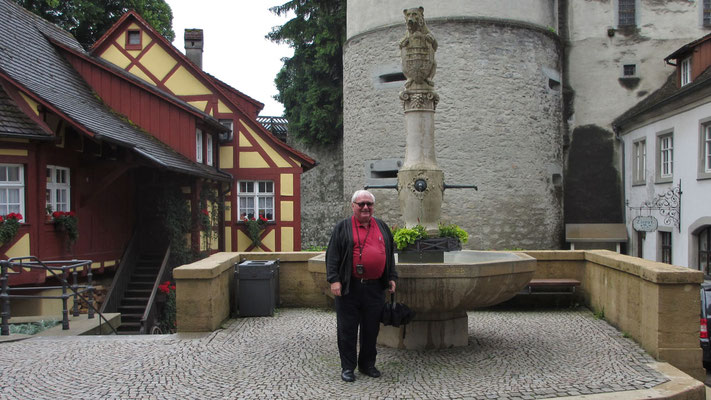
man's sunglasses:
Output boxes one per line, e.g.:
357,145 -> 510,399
354,201 -> 374,208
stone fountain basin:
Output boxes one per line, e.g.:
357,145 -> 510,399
307,251 -> 536,313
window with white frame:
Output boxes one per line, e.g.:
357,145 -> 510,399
659,134 -> 673,179
681,57 -> 692,86
46,166 -> 70,212
0,164 -> 24,219
238,181 -> 274,221
704,0 -> 711,26
196,129 -> 203,163
705,124 -> 711,173
218,119 -> 233,142
632,139 -> 646,184
206,134 -> 213,166
623,64 -> 636,78
618,0 -> 636,26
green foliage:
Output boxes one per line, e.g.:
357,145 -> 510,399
392,225 -> 427,250
593,307 -> 605,320
243,216 -> 268,247
14,0 -> 175,48
9,319 -> 60,335
438,223 -> 469,244
52,211 -> 79,244
267,0 -> 345,145
0,214 -> 22,245
302,244 -> 327,251
157,281 -> 175,333
155,185 -> 192,267
199,186 -> 220,253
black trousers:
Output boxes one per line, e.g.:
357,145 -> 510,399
334,279 -> 385,371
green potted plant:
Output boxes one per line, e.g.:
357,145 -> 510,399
52,211 -> 79,244
0,213 -> 23,246
392,223 -> 468,263
243,215 -> 268,247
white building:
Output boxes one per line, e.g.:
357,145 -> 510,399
615,34 -> 711,271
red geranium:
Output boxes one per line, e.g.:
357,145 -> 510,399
158,280 -> 176,294
5,213 -> 22,220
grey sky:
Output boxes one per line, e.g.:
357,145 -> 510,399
166,1 -> 293,116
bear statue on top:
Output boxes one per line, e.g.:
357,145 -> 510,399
399,7 -> 437,91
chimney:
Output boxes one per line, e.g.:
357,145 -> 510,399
184,29 -> 203,69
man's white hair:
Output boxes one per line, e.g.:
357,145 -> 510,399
351,189 -> 375,203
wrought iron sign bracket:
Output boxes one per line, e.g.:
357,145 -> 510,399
626,181 -> 682,232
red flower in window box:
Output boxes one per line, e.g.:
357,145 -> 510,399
51,211 -> 79,244
243,216 -> 269,247
0,213 -> 22,245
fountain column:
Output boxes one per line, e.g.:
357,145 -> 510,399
397,7 -> 443,235
398,91 -> 443,234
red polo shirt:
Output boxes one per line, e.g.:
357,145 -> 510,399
351,216 -> 386,279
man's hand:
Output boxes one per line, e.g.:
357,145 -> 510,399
330,282 -> 342,297
388,280 -> 396,293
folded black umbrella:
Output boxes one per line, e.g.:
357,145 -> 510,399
381,293 -> 415,327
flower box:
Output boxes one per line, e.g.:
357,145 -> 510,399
398,237 -> 461,263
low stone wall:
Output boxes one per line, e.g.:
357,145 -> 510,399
174,250 -> 704,381
173,253 -> 239,332
236,252 -> 330,308
173,252 -> 329,332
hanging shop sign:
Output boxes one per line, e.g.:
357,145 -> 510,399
633,215 -> 658,232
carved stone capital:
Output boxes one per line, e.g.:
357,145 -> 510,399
400,90 -> 439,111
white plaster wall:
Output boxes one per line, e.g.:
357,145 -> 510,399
568,0 -> 706,129
347,0 -> 557,39
623,100 -> 711,268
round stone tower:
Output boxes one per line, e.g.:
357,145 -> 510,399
344,0 -> 564,249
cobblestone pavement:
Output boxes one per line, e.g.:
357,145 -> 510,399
0,308 -> 667,400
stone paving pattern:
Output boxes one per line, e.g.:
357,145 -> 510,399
0,308 -> 667,399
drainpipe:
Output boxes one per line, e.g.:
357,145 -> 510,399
613,124 -> 628,254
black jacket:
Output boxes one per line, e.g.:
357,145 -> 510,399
325,217 -> 398,296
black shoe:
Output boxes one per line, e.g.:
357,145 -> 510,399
358,366 -> 381,378
341,369 -> 356,382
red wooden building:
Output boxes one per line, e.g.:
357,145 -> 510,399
0,0 -> 314,301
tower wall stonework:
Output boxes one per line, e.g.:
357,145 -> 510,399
344,20 -> 564,249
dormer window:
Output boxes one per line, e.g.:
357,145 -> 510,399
126,30 -> 142,50
681,57 -> 692,86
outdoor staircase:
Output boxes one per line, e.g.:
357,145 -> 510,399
116,253 -> 163,334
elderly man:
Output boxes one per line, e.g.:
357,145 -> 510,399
325,189 -> 398,382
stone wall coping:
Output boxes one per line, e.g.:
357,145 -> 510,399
174,252 -> 326,280
237,252 -> 323,263
523,250 -> 586,261
173,253 -> 241,280
584,250 -> 703,284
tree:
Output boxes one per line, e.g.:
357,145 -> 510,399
14,0 -> 174,49
267,0 -> 345,146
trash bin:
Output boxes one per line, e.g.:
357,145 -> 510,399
234,259 -> 279,317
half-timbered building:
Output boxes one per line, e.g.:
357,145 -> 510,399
90,12 -> 316,253
0,0 -> 315,329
